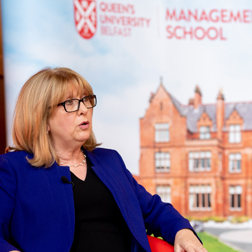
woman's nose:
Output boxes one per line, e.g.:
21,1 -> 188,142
78,100 -> 88,114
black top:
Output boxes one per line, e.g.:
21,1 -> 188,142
70,158 -> 132,252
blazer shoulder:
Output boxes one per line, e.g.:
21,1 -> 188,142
0,150 -> 32,166
87,147 -> 119,156
0,150 -> 32,157
85,147 -> 124,167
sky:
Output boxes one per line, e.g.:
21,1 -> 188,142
1,0 -> 252,174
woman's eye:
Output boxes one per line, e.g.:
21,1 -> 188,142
65,100 -> 74,105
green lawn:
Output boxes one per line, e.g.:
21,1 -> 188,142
198,232 -> 240,252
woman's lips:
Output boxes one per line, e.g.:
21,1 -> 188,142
79,121 -> 89,129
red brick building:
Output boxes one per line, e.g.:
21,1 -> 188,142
138,82 -> 252,218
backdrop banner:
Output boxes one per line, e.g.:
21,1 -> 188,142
1,0 -> 252,174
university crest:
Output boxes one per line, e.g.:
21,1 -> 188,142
73,0 -> 97,39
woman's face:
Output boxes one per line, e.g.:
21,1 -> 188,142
47,86 -> 93,151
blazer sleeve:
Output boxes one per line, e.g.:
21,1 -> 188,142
0,156 -> 20,251
114,150 -> 199,245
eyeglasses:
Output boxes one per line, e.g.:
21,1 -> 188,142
58,95 -> 97,113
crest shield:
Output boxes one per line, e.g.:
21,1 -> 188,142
74,0 -> 97,39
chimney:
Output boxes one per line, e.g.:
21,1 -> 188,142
188,98 -> 194,106
194,85 -> 202,109
216,88 -> 225,141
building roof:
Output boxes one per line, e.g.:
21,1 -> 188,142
225,102 -> 252,131
186,104 -> 217,133
153,83 -> 252,133
167,89 -> 252,133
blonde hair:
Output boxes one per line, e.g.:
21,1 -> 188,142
10,67 -> 100,167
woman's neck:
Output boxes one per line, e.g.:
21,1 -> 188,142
55,146 -> 84,165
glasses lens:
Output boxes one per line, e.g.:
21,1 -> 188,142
65,99 -> 79,112
83,95 -> 96,108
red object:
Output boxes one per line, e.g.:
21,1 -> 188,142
73,0 -> 97,39
147,235 -> 174,252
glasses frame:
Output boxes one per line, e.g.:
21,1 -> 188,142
58,95 -> 97,113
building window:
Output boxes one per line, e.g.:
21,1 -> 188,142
155,152 -> 170,172
189,185 -> 211,210
229,153 -> 241,173
156,185 -> 171,203
229,124 -> 241,143
229,186 -> 242,210
155,123 -> 169,142
188,151 -> 211,172
199,126 -> 210,139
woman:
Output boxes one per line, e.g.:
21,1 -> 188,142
0,67 -> 207,252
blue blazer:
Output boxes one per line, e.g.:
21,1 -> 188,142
0,148 -> 194,252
